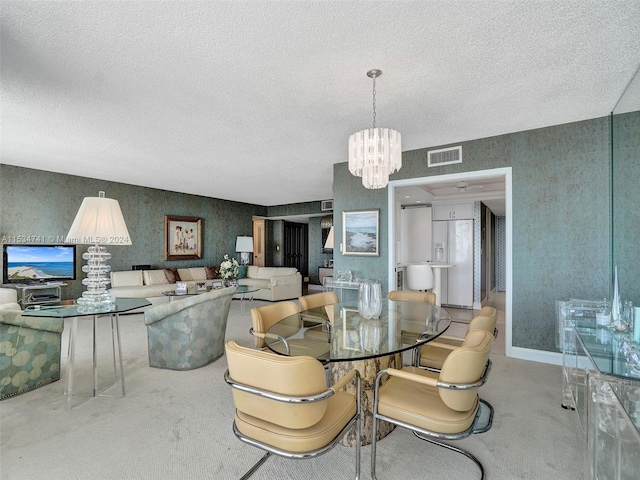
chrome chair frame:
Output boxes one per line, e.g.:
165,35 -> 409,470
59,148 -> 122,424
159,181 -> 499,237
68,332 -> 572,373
224,369 -> 362,480
371,360 -> 493,480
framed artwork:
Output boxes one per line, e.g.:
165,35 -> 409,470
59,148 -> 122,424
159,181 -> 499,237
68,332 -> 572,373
342,209 -> 379,256
211,280 -> 223,289
164,215 -> 202,260
195,282 -> 207,292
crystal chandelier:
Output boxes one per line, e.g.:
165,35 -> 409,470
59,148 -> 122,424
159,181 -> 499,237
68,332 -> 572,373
348,69 -> 402,189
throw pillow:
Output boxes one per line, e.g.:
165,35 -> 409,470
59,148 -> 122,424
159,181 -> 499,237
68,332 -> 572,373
205,265 -> 220,279
237,265 -> 248,279
163,267 -> 181,284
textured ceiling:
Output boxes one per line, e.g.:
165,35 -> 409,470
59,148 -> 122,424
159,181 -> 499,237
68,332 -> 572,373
1,1 -> 639,206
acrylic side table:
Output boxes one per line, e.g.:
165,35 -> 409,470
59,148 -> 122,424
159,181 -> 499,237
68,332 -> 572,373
22,298 -> 151,411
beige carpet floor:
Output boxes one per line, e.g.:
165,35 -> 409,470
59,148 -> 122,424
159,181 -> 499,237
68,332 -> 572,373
0,296 -> 584,479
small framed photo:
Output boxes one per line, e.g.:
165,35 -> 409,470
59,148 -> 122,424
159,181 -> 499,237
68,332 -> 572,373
211,280 -> 223,289
195,281 -> 207,292
175,282 -> 188,295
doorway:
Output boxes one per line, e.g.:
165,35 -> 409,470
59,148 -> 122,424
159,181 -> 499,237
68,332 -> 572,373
388,167 -> 512,356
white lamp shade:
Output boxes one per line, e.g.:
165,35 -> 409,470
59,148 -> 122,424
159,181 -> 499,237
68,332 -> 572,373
324,226 -> 334,249
66,193 -> 132,245
235,236 -> 254,253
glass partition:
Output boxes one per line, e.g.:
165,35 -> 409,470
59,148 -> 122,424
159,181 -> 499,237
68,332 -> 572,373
611,65 -> 640,305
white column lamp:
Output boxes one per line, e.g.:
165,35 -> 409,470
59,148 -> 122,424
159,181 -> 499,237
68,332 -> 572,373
235,236 -> 254,265
66,191 -> 132,312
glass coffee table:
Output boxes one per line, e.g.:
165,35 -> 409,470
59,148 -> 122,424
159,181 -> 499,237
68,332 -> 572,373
234,285 -> 260,314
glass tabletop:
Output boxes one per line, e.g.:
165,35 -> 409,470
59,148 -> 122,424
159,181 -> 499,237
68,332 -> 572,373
265,300 -> 451,362
235,285 -> 259,294
574,322 -> 640,382
21,297 -> 151,318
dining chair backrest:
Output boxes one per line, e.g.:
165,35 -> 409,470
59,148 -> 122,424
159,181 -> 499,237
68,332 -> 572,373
438,329 -> 493,412
299,291 -> 339,311
225,340 -> 329,429
250,301 -> 299,349
387,290 -> 436,305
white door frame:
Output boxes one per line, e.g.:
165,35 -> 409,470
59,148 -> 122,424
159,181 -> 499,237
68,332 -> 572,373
387,167 -> 514,357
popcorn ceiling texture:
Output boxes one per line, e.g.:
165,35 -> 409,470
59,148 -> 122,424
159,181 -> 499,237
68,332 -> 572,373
1,1 -> 639,206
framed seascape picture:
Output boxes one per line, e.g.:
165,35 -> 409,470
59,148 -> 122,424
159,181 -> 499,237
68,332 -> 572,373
164,215 -> 202,260
342,209 -> 379,256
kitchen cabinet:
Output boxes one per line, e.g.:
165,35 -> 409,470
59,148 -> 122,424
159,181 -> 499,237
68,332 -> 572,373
432,203 -> 474,220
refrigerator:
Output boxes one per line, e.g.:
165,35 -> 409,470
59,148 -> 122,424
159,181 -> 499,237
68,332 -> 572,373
432,219 -> 474,308
399,206 -> 432,264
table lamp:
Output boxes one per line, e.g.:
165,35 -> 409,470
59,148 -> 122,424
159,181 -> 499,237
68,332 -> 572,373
235,236 -> 253,265
66,191 -> 132,312
324,226 -> 334,249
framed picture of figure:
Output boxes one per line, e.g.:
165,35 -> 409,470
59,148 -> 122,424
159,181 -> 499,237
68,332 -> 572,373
164,215 -> 202,260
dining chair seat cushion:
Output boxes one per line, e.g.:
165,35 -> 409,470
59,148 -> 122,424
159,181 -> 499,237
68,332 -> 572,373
234,391 -> 357,453
377,366 -> 479,435
417,344 -> 450,369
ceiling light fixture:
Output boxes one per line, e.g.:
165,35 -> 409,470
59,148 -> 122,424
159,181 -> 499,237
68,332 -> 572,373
348,69 -> 402,189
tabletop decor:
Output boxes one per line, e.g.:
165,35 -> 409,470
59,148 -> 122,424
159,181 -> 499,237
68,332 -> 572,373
220,254 -> 239,284
342,209 -> 379,256
164,215 -> 202,260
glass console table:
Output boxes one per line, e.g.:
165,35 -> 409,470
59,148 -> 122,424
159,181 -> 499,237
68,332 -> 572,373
558,300 -> 640,479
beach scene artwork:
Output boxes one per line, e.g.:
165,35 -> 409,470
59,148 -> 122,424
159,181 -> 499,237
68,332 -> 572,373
343,210 -> 379,256
6,245 -> 75,281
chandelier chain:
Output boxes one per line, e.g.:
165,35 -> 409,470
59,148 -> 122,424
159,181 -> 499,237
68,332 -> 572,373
372,74 -> 377,128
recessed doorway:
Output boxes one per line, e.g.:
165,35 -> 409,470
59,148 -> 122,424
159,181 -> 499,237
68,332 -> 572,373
387,167 -> 513,356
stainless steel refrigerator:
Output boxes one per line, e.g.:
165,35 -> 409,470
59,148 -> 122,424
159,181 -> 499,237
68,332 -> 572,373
432,219 -> 474,308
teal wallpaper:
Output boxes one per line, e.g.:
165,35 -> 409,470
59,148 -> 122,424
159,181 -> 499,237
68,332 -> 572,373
0,165 -> 265,300
332,115 -> 640,353
3,112 -> 637,354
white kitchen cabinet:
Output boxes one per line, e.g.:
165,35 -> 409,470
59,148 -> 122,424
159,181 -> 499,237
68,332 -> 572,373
432,203 -> 474,220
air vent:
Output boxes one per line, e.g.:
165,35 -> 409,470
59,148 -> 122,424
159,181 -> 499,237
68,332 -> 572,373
321,199 -> 333,211
427,146 -> 462,167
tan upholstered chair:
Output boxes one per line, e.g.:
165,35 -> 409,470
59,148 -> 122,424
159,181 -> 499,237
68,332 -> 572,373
416,306 -> 498,370
387,290 -> 437,350
371,330 -> 494,480
387,289 -> 436,305
298,291 -> 339,311
224,340 -> 361,479
298,292 -> 338,343
250,301 -> 329,359
250,301 -> 299,349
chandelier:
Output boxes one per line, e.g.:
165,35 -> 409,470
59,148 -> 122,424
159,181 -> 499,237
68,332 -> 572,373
348,69 -> 402,189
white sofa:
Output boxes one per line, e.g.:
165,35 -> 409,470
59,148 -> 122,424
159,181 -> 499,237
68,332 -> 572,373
108,266 -> 301,306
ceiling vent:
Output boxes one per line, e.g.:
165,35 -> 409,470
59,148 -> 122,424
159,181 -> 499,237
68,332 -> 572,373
427,146 -> 462,167
321,199 -> 334,211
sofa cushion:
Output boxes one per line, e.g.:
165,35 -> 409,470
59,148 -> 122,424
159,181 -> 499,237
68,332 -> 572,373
205,265 -> 220,279
144,270 -> 170,286
163,267 -> 181,283
177,268 -> 192,281
237,265 -> 248,279
188,267 -> 207,280
111,270 -> 143,288
248,266 -> 298,279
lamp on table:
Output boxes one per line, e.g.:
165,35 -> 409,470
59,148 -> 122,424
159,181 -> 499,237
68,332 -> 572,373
235,236 -> 253,265
66,191 -> 132,313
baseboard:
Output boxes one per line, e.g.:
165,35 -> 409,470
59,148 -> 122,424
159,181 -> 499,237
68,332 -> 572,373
508,346 -> 563,366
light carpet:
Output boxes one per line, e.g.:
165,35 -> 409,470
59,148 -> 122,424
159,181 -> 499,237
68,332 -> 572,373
0,299 -> 584,479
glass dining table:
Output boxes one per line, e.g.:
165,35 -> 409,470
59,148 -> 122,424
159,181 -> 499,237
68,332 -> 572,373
265,299 -> 451,446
